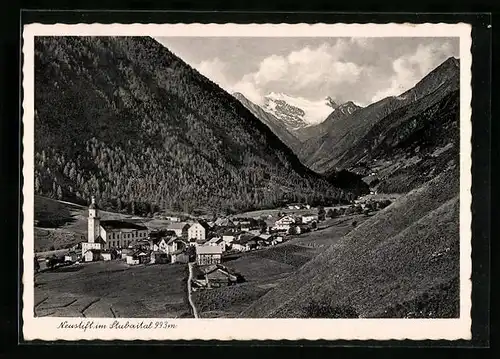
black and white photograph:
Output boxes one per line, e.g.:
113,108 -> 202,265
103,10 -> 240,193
22,23 -> 472,341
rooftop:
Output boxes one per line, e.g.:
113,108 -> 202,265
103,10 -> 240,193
100,220 -> 148,231
196,245 -> 223,255
167,222 -> 190,230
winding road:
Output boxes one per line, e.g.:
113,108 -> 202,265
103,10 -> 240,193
187,262 -> 199,318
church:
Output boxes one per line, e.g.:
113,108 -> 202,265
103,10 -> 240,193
82,196 -> 149,261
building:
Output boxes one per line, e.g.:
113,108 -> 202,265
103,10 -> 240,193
64,251 -> 79,262
206,236 -> 226,252
150,251 -> 169,264
232,234 -> 259,252
167,222 -> 190,237
165,216 -> 180,222
126,250 -> 150,265
196,245 -> 222,265
301,213 -> 319,224
82,196 -> 149,258
188,221 -> 211,242
83,248 -> 102,262
99,220 -> 149,249
171,250 -> 189,264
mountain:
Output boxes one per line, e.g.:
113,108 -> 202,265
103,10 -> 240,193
33,36 -> 355,217
241,164 -> 460,318
296,101 -> 362,141
260,92 -> 336,131
301,57 -> 460,183
232,92 -> 302,154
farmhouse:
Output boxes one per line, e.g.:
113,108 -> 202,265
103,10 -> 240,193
150,251 -> 170,264
272,215 -> 296,231
83,248 -> 102,262
214,217 -> 235,228
232,234 -> 259,252
193,265 -> 240,288
64,251 -> 79,262
167,222 -> 190,237
300,213 -> 318,224
188,220 -> 211,242
126,250 -> 150,265
196,245 -> 222,265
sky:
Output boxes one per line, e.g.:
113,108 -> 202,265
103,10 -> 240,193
154,37 -> 459,107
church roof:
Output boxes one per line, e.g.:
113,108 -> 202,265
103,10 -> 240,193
100,220 -> 148,231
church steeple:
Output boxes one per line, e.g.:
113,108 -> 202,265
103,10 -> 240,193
88,196 -> 101,243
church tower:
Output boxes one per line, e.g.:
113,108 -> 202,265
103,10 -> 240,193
88,196 -> 101,243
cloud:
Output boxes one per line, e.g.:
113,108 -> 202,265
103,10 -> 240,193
370,41 -> 457,102
184,38 -> 459,107
195,58 -> 232,91
229,41 -> 365,105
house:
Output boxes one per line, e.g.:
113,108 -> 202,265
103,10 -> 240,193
188,221 -> 211,242
150,251 -> 170,264
195,265 -> 239,288
196,245 -> 223,265
272,215 -> 296,231
166,216 -> 180,222
126,250 -> 150,265
166,237 -> 186,254
301,213 -> 319,224
214,217 -> 234,228
83,249 -> 102,262
206,236 -> 226,252
232,234 -> 259,252
64,251 -> 79,262
101,251 -> 112,261
121,248 -> 134,259
222,231 -> 244,244
167,222 -> 190,237
171,249 -> 189,264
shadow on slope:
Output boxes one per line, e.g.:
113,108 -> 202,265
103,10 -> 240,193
240,165 -> 460,318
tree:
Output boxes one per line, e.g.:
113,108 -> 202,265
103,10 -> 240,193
57,185 -> 63,199
318,206 -> 326,221
326,209 -> 335,218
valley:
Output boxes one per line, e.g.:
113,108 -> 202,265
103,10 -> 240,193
31,35 -> 462,320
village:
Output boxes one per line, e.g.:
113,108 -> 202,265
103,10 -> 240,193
38,194 -> 393,296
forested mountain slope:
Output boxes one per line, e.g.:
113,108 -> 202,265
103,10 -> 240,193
302,57 -> 460,176
34,36 -> 353,216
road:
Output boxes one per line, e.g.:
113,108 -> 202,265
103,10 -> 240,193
187,262 -> 199,318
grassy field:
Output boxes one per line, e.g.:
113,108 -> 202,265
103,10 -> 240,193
33,196 -> 172,252
192,214 -> 367,318
240,166 -> 460,318
34,260 -> 191,318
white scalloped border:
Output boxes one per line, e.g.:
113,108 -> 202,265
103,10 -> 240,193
21,22 -> 473,342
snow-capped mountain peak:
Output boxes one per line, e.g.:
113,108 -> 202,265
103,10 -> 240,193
261,92 -> 336,130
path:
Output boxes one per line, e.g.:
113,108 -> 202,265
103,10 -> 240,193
187,262 -> 199,318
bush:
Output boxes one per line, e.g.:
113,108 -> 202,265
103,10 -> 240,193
304,300 -> 359,318
352,221 -> 358,227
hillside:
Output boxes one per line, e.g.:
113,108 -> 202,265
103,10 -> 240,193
302,57 -> 460,178
296,101 -> 362,141
240,165 -> 460,318
34,36 -> 355,217
232,92 -> 302,154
